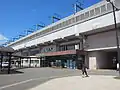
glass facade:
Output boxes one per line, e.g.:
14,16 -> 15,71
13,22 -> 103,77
40,54 -> 85,69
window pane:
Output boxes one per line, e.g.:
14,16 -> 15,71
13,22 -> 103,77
81,14 -> 84,20
35,60 -> 39,64
107,3 -> 112,11
85,12 -> 89,19
71,18 -> 75,23
25,60 -> 28,63
66,45 -> 75,50
58,23 -> 61,28
66,20 -> 69,25
101,5 -> 106,13
95,7 -> 100,15
31,60 -> 34,63
76,15 -> 81,22
90,9 -> 94,17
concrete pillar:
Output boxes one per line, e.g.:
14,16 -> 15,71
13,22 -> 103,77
21,58 -> 23,67
29,58 -> 31,67
79,41 -> 83,50
56,44 -> 60,51
20,57 -> 22,68
64,45 -> 67,50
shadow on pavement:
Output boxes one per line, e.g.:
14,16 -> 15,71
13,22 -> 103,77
0,69 -> 24,75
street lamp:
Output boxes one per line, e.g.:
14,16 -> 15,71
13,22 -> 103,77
106,0 -> 120,75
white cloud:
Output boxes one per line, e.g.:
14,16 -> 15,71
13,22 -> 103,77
0,34 -> 7,40
0,34 -> 8,45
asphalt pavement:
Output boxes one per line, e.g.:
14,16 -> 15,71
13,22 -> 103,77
0,68 -> 119,90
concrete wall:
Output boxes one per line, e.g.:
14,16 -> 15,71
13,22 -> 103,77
88,51 -> 110,69
86,30 -> 120,51
96,51 -> 108,69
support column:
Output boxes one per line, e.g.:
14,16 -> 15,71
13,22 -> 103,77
8,53 -> 12,74
79,34 -> 87,50
0,53 -> 3,71
39,57 -> 41,67
21,58 -> 23,67
79,41 -> 83,50
29,57 -> 31,67
75,54 -> 79,69
20,57 -> 22,68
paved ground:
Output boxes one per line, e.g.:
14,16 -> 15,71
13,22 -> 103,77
29,75 -> 120,90
0,68 -> 119,90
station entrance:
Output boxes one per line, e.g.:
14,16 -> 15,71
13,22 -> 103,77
40,54 -> 86,69
46,55 -> 77,69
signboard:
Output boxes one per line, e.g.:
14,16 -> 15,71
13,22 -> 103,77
41,45 -> 57,53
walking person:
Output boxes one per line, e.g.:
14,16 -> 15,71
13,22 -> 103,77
81,63 -> 89,77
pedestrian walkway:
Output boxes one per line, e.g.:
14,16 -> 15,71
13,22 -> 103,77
29,75 -> 120,90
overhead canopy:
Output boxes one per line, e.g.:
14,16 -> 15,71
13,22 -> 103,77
0,46 -> 14,53
36,50 -> 86,57
0,46 -> 14,74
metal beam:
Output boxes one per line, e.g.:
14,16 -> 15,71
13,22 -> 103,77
27,30 -> 34,35
52,16 -> 61,23
36,24 -> 45,30
19,34 -> 25,38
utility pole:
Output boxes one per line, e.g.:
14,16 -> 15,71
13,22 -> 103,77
106,0 -> 120,75
52,16 -> 61,23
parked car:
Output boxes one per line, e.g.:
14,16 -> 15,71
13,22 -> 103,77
0,62 -> 11,68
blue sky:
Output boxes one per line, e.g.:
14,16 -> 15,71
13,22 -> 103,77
0,0 -> 101,45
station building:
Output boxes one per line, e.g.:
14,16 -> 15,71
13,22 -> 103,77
8,0 -> 120,69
